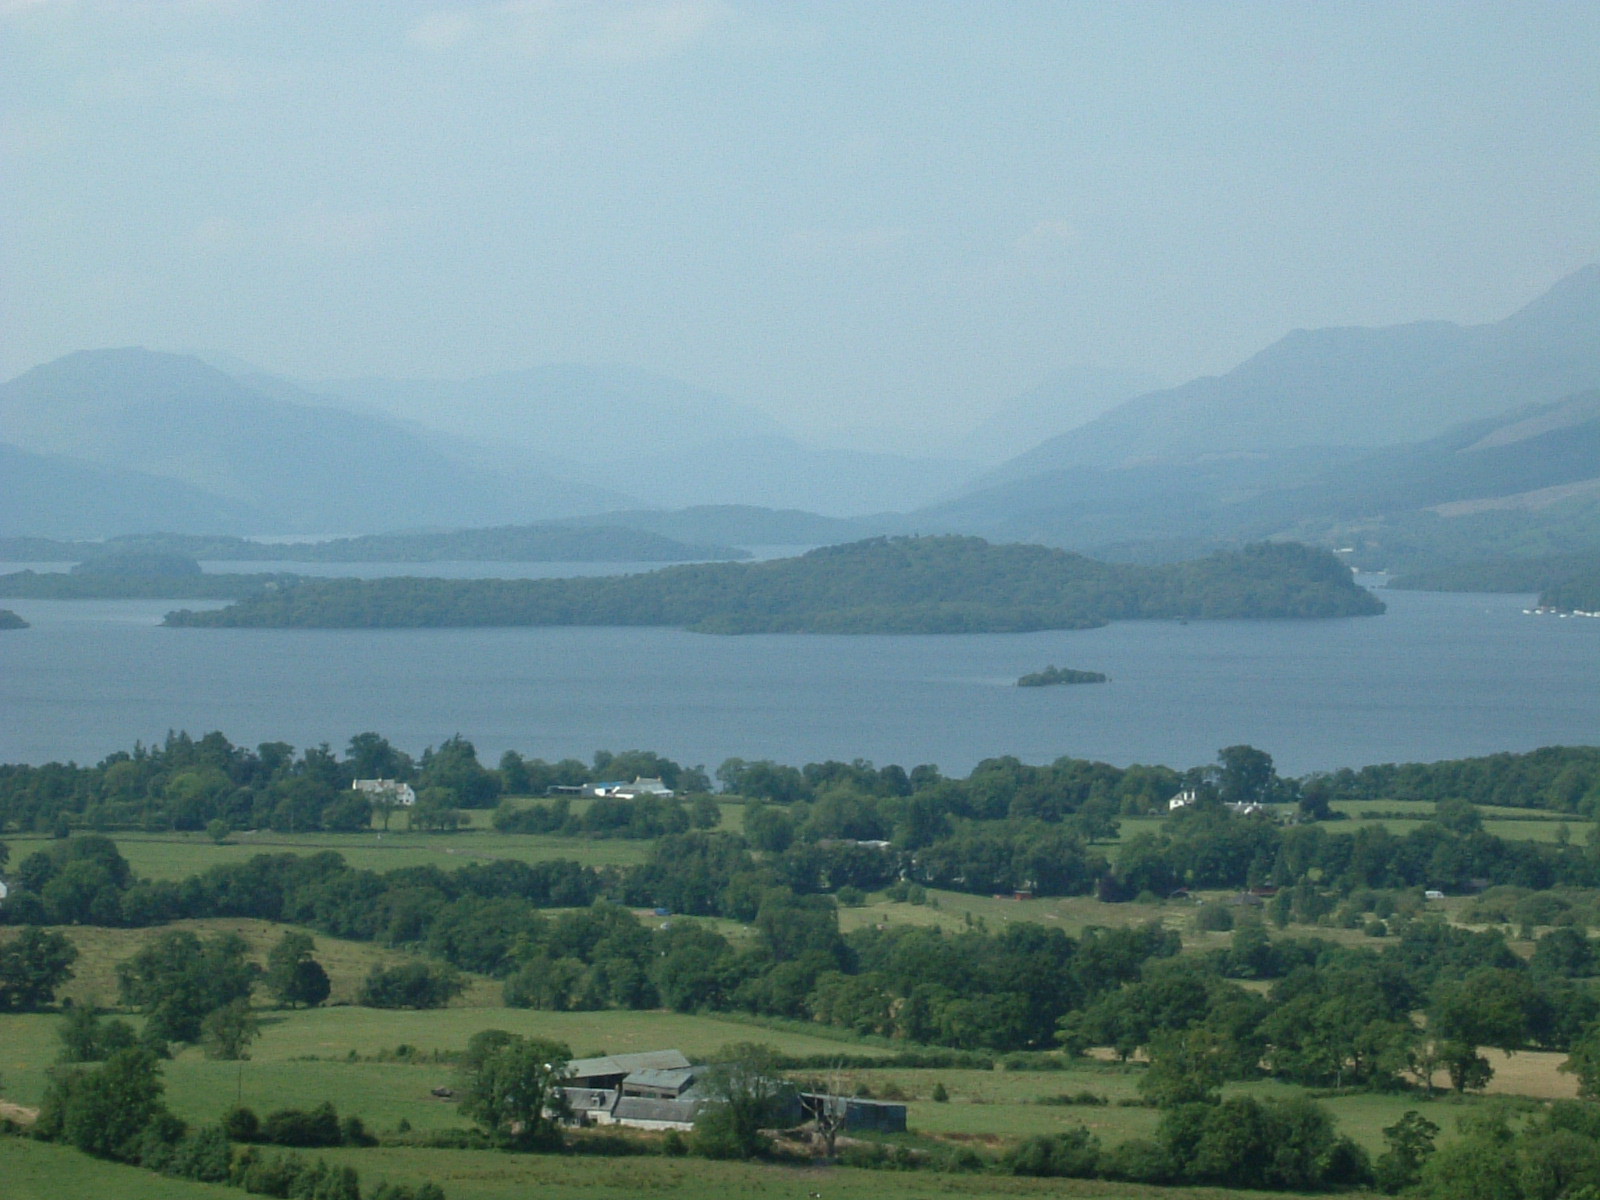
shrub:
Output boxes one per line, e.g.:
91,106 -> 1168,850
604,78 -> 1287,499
222,1105 -> 261,1142
261,1101 -> 342,1148
1003,1128 -> 1101,1177
165,1124 -> 233,1183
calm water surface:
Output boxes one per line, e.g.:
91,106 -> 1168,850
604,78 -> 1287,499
0,577 -> 1595,774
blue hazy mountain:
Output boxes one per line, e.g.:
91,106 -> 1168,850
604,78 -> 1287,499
0,348 -> 628,536
985,263 -> 1600,481
316,364 -> 978,515
923,266 -> 1600,559
0,441 -> 264,539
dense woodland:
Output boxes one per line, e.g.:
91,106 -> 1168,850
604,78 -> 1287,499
1543,569 -> 1600,613
163,537 -> 1383,632
1389,549 -> 1600,599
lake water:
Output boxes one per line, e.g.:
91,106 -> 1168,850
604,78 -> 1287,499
0,572 -> 1596,775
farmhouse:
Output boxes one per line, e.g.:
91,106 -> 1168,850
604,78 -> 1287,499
584,777 -> 675,798
352,778 -> 416,806
559,1050 -> 705,1130
555,1049 -> 906,1135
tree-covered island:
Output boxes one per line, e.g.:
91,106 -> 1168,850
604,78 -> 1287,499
164,536 -> 1382,633
1018,666 -> 1108,687
0,608 -> 28,629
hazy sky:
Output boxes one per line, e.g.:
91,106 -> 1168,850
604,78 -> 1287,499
4,1 -> 1597,450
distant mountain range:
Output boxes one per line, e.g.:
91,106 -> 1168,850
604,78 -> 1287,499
6,264 -> 1597,572
982,262 -> 1600,481
0,352 -> 973,536
0,441 -> 264,539
0,349 -> 628,537
921,264 -> 1600,569
314,365 -> 978,515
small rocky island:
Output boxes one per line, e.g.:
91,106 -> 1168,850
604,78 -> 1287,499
1017,665 -> 1107,687
0,609 -> 29,629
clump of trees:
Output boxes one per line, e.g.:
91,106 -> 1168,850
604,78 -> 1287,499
116,930 -> 259,1044
358,961 -> 465,1010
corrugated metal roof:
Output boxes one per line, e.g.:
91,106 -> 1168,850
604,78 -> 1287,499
565,1049 -> 690,1080
613,1095 -> 702,1125
622,1067 -> 696,1092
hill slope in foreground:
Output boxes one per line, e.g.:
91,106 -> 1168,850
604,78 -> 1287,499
166,536 -> 1382,633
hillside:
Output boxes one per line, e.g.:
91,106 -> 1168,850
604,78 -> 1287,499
551,505 -> 883,547
1540,571 -> 1600,614
979,262 -> 1600,479
0,349 -> 625,535
6,525 -> 749,565
318,365 -> 975,515
0,442 -> 264,539
1389,551 -> 1600,595
164,536 -> 1382,633
921,389 -> 1600,569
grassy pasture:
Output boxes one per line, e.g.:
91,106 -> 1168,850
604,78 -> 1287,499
0,1000 -> 896,1124
0,1137 -> 1329,1200
0,917 -> 487,1008
0,1139 -> 237,1200
836,888 -> 1190,941
2,828 -> 655,880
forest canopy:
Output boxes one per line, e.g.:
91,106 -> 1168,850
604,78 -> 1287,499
164,536 -> 1383,633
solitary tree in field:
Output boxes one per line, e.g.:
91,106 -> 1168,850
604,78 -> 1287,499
265,931 -> 331,1008
202,998 -> 259,1060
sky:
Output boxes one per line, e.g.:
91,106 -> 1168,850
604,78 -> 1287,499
3,0 -> 1598,453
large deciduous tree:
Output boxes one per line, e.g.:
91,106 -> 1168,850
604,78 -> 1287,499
264,930 -> 331,1008
456,1029 -> 570,1149
0,927 -> 77,1011
690,1042 -> 796,1160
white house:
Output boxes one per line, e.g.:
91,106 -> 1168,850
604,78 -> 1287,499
353,779 -> 416,806
587,777 -> 674,799
1168,789 -> 1200,812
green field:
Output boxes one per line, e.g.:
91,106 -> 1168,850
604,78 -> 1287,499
0,994 -> 899,1128
2,799 -> 751,880
2,827 -> 655,880
0,1136 -> 1337,1200
0,984 -> 1558,1161
0,918 -> 490,1009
